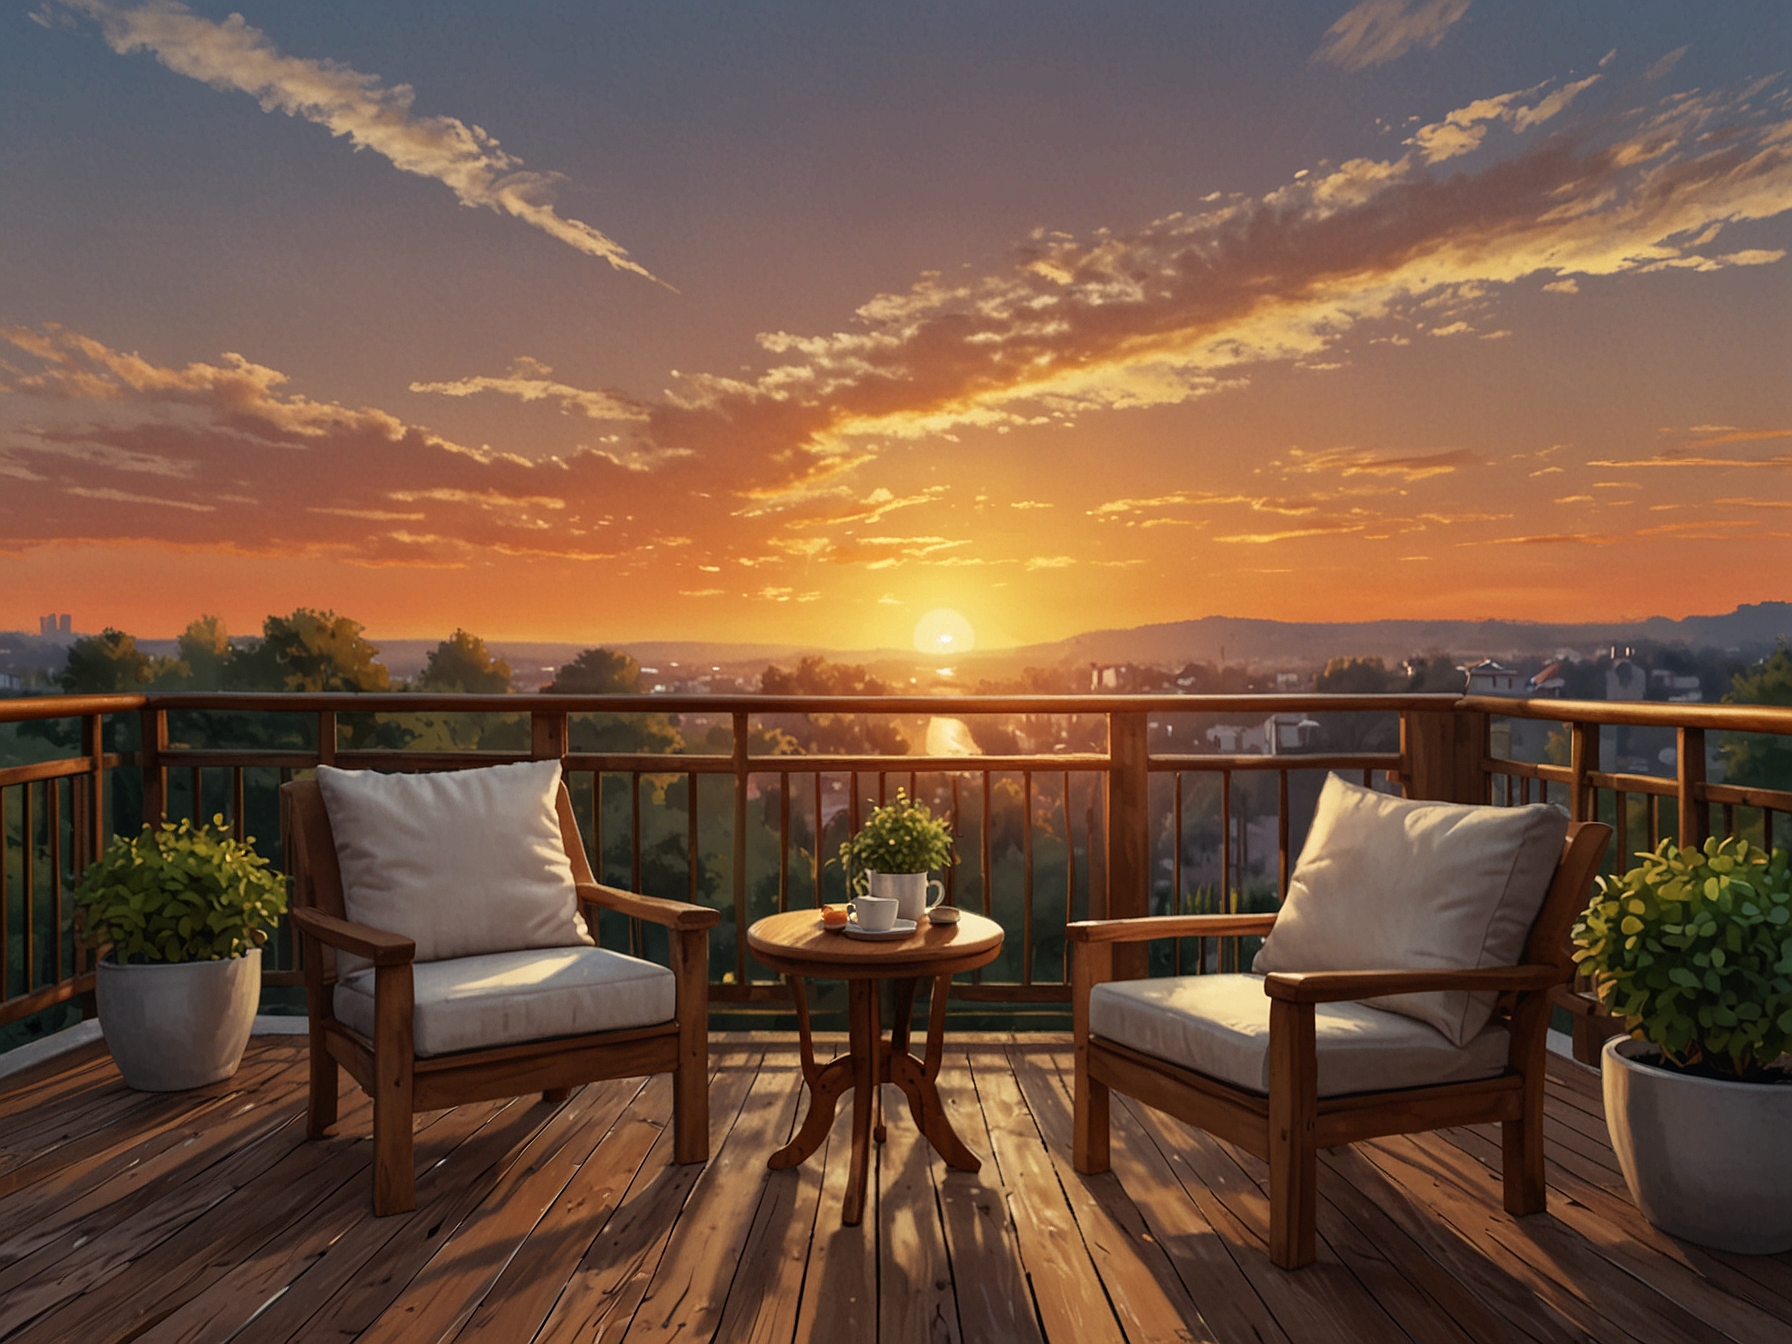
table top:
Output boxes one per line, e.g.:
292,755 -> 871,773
747,910 -> 1004,978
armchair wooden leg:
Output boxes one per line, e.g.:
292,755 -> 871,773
372,963 -> 415,1216
1072,939 -> 1112,1174
1268,999 -> 1317,1269
306,1022 -> 339,1140
671,927 -> 709,1165
1503,1074 -> 1548,1216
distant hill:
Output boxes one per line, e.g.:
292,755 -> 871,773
991,602 -> 1792,671
9,601 -> 1789,690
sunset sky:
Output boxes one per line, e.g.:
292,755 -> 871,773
3,0 -> 1790,652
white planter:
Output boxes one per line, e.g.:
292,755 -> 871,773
95,949 -> 261,1091
1602,1036 -> 1792,1253
865,871 -> 945,923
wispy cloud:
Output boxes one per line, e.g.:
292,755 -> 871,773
44,1 -> 660,282
1275,447 -> 1476,481
1313,0 -> 1470,72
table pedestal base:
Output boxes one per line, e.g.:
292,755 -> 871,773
768,974 -> 979,1225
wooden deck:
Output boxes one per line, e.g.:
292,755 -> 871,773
1,1035 -> 1788,1344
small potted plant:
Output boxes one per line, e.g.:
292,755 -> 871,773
1571,834 -> 1792,1253
839,790 -> 956,923
77,814 -> 288,1091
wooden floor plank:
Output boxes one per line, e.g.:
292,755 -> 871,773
791,1101 -> 878,1342
1113,1092 -> 1417,1344
969,1050 -> 1128,1344
353,1077 -> 647,1344
0,1035 -> 1779,1344
448,1076 -> 674,1343
530,1049 -> 765,1344
1010,1049 -> 1222,1343
625,1056 -> 806,1343
931,1051 -> 1047,1344
709,1065 -> 827,1344
877,1081 -> 961,1344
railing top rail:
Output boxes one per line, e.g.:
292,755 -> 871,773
0,690 -> 1464,719
0,693 -> 147,722
1461,695 -> 1792,734
3,689 -> 1789,735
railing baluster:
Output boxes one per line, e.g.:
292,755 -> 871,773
232,767 -> 246,842
980,770 -> 993,919
1647,794 -> 1660,850
1064,768 -> 1075,930
23,782 -> 36,992
732,712 -> 748,988
1723,803 -> 1737,839
1172,771 -> 1184,976
948,775 -> 961,909
190,766 -> 203,823
593,771 -> 605,885
1766,808 -> 1776,852
813,773 -> 824,905
851,773 -> 862,832
1277,769 -> 1290,901
48,779 -> 62,986
1022,770 -> 1034,986
687,771 -> 700,907
630,772 -> 642,895
778,772 -> 790,913
1616,789 -> 1629,866
1,785 -> 9,1001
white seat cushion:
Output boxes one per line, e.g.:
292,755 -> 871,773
333,946 -> 675,1057
1253,773 -> 1567,1045
316,760 -> 591,970
1089,973 -> 1509,1098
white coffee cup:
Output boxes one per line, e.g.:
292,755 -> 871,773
867,871 -> 945,924
848,893 -> 899,932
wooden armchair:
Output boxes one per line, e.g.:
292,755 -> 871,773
281,777 -> 719,1215
1072,818 -> 1610,1269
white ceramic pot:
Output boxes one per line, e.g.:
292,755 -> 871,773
865,871 -> 945,923
1602,1036 -> 1792,1253
95,948 -> 261,1091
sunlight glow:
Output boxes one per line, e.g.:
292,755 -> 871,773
913,608 -> 976,655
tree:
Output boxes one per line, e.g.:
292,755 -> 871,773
548,648 -> 642,694
416,630 -> 512,694
228,609 -> 390,692
1402,655 -> 1465,694
1721,643 -> 1792,791
59,629 -> 175,693
760,657 -> 908,756
175,615 -> 232,690
1315,657 -> 1398,694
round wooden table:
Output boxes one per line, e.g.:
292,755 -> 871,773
746,910 -> 1004,1225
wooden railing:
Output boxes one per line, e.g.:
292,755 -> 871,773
4,690 -> 1790,1043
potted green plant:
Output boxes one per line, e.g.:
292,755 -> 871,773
840,790 -> 957,923
76,814 -> 288,1091
1571,833 -> 1792,1252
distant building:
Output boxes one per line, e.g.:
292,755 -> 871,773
1528,662 -> 1566,697
1465,659 -> 1524,696
1090,663 -> 1138,691
38,613 -> 71,636
1206,722 -> 1267,754
0,671 -> 21,691
1649,669 -> 1702,703
1265,713 -> 1319,754
1606,660 -> 1646,702
1274,671 -> 1304,691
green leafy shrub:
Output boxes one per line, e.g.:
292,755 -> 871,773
1572,835 -> 1792,1082
839,790 -> 956,885
76,815 -> 288,964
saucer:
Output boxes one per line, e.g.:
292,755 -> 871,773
841,917 -> 918,940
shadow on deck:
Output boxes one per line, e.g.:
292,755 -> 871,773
1,1033 -> 1787,1343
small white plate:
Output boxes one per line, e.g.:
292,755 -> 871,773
842,917 -> 918,940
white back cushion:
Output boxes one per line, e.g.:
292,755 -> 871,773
316,760 -> 591,966
1252,773 -> 1567,1045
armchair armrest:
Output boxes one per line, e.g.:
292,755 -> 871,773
290,906 -> 416,966
577,882 -> 722,932
1262,964 -> 1568,1004
1068,913 -> 1278,944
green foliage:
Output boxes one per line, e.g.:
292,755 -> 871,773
75,816 -> 288,965
416,630 -> 513,693
229,609 -> 390,692
761,657 -> 909,755
549,648 -> 642,693
1572,835 -> 1792,1082
176,615 -> 232,690
59,629 -> 177,693
1721,642 -> 1792,790
839,790 -> 956,882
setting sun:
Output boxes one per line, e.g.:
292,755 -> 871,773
913,608 -> 976,656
